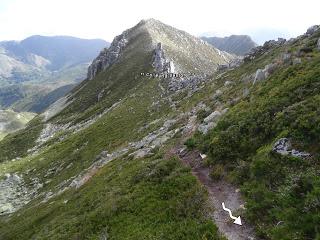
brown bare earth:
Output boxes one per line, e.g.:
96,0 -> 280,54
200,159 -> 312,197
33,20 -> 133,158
170,146 -> 258,240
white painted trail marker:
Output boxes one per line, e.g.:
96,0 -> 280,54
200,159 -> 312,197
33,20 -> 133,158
200,153 -> 207,159
222,202 -> 242,225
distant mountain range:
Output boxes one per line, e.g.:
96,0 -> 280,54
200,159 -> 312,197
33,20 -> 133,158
201,35 -> 257,56
0,35 -> 109,112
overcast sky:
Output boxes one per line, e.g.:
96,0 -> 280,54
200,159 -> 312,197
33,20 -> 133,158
0,0 -> 319,44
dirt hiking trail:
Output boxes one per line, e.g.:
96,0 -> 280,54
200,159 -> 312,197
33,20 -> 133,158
170,146 -> 259,240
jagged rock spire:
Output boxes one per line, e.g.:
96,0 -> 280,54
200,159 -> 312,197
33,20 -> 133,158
87,34 -> 128,80
152,42 -> 175,73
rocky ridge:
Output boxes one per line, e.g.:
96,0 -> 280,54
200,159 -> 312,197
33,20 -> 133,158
87,34 -> 128,80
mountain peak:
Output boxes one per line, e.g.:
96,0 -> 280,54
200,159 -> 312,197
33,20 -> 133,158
138,18 -> 160,25
87,19 -> 234,80
201,35 -> 257,55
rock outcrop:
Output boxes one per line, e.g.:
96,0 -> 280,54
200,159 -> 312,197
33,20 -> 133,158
244,38 -> 286,62
0,173 -> 41,215
152,42 -> 175,73
168,74 -> 206,92
198,109 -> 228,134
253,63 -> 277,84
281,52 -> 292,63
273,138 -> 310,158
87,33 -> 128,80
306,25 -> 320,35
293,57 -> 302,65
218,58 -> 243,71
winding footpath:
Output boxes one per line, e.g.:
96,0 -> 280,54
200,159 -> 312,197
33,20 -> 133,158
171,147 -> 258,240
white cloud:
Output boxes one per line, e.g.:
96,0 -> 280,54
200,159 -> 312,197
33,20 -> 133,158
0,0 -> 319,43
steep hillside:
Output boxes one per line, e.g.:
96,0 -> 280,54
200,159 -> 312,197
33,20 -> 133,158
0,83 -> 75,113
0,36 -> 109,111
0,20 -> 318,240
21,84 -> 76,113
191,25 -> 320,239
0,109 -> 35,140
201,35 -> 257,56
0,19 -> 233,240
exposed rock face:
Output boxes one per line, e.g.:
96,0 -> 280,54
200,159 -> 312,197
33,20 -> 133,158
306,25 -> 320,35
168,74 -> 206,92
293,58 -> 302,65
0,173 -> 41,215
149,36 -> 216,92
212,89 -> 223,99
87,34 -> 128,80
198,109 -> 228,134
203,111 -> 221,123
273,138 -> 310,158
317,38 -> 320,50
218,64 -> 229,71
254,69 -> 265,83
152,42 -> 175,73
244,38 -> 286,62
218,58 -> 243,71
281,52 -> 292,63
36,123 -> 65,144
253,63 -> 277,84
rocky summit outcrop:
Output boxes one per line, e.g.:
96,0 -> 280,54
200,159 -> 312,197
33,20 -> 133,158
86,18 -> 234,81
142,19 -> 234,75
87,34 -> 128,80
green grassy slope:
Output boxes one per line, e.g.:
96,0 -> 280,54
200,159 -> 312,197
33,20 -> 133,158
0,155 -> 221,240
192,30 -> 320,239
1,20 -> 318,240
0,76 -> 223,239
0,62 -> 88,113
0,20 -> 230,239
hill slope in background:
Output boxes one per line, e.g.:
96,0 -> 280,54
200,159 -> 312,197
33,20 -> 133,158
0,35 -> 108,74
0,36 -> 109,111
0,109 -> 36,140
201,35 -> 257,56
0,20 -> 319,240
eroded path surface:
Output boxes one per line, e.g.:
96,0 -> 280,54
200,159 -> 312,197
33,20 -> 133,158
171,147 -> 258,240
